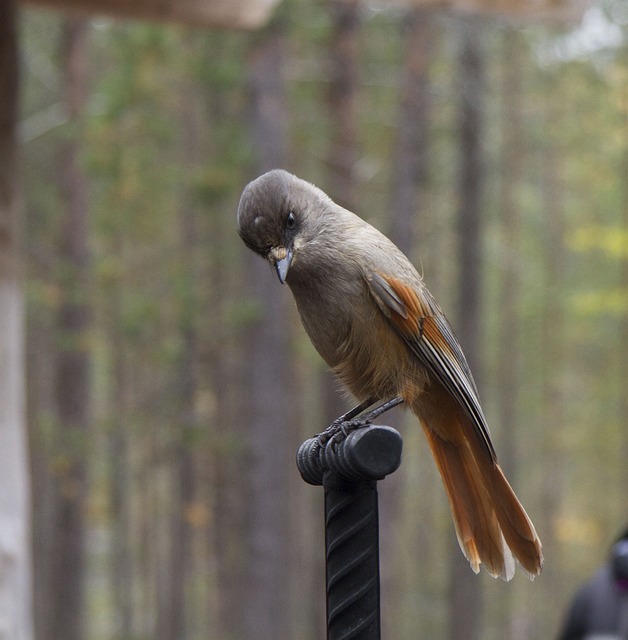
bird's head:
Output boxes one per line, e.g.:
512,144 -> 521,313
237,169 -> 333,284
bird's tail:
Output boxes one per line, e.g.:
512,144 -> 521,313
412,399 -> 543,581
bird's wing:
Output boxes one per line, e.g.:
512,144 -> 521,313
365,271 -> 496,462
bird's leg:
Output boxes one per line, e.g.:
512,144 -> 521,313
334,395 -> 405,440
316,395 -> 405,446
355,395 -> 405,424
315,397 -> 376,446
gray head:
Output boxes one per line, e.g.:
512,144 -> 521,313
237,169 -> 335,284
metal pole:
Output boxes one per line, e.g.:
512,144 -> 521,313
297,425 -> 403,640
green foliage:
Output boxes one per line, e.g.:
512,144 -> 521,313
569,224 -> 628,259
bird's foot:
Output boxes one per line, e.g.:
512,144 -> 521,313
314,396 -> 404,452
315,415 -> 373,448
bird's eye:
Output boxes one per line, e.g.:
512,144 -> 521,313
286,212 -> 296,230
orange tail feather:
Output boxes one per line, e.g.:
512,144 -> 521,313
414,400 -> 543,580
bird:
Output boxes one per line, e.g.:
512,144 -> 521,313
237,168 -> 543,581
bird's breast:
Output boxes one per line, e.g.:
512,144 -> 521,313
288,273 -> 357,369
288,273 -> 417,403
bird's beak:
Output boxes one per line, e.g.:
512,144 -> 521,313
270,246 -> 293,284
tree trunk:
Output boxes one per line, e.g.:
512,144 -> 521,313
537,71 -> 567,634
242,19 -> 295,640
450,19 -> 485,640
156,82 -> 203,640
49,18 -> 91,640
494,29 -> 525,637
389,8 -> 432,261
108,312 -> 134,640
326,0 -> 360,213
206,167 -> 243,640
495,29 -> 524,504
0,3 -> 34,638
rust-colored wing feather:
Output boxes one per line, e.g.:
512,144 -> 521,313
366,271 -> 495,461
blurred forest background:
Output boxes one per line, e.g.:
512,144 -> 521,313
15,0 -> 627,638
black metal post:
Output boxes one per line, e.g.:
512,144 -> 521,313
297,426 -> 403,640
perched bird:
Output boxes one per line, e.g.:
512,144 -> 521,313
237,168 -> 543,580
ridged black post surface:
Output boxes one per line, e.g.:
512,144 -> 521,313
325,476 -> 380,640
296,425 -> 403,640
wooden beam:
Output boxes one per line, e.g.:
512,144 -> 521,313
21,0 -> 282,30
378,0 -> 588,23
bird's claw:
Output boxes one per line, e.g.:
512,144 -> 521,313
314,423 -> 337,448
315,416 -> 372,448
